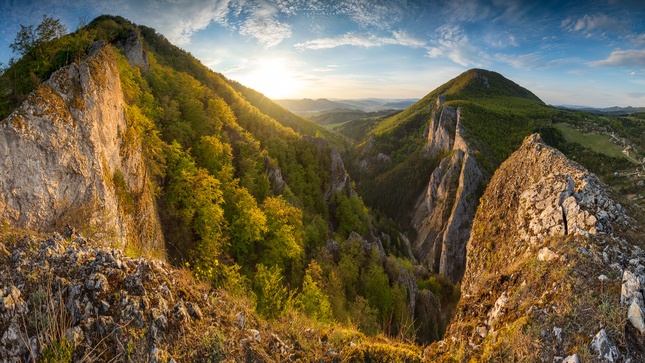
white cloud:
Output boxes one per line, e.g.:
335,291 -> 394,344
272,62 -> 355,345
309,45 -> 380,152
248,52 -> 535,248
340,0 -> 404,29
295,31 -> 425,50
630,33 -> 645,46
588,49 -> 645,67
426,26 -> 486,67
238,5 -> 292,47
127,0 -> 232,45
313,65 -> 339,72
564,13 -> 625,36
495,53 -> 578,70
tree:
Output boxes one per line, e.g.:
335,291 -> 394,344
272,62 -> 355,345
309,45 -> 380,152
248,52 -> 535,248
253,264 -> 293,319
10,15 -> 66,56
261,196 -> 304,270
295,261 -> 333,321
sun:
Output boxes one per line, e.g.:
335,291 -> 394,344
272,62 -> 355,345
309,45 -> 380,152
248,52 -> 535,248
241,58 -> 303,99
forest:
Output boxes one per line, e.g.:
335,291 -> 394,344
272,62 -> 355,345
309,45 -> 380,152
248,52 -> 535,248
0,15 -> 456,345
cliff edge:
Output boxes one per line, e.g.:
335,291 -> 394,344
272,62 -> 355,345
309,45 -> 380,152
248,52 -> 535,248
429,134 -> 645,362
0,44 -> 163,256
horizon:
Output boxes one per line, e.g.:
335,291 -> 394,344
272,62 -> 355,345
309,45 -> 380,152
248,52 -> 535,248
1,1 -> 645,108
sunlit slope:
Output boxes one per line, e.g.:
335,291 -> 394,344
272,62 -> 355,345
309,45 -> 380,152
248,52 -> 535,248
134,21 -> 348,152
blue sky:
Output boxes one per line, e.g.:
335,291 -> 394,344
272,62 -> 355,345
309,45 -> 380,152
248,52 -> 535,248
1,0 -> 645,107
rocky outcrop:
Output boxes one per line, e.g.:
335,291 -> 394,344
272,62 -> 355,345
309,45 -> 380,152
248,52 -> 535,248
326,146 -> 351,199
428,133 -> 645,362
116,30 -> 150,71
0,44 -> 163,254
515,134 -> 630,244
412,97 -> 482,283
0,229 -> 423,362
309,136 -> 352,200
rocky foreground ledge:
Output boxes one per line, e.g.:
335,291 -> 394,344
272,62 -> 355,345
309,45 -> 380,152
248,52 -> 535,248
428,134 -> 645,362
0,228 -> 424,362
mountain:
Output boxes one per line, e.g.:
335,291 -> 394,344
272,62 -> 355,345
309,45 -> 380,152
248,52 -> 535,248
307,108 -> 400,128
2,14 -> 645,363
347,68 -> 557,283
275,98 -> 418,114
0,15 -> 446,361
273,98 -> 358,113
557,105 -> 645,116
428,134 -> 645,361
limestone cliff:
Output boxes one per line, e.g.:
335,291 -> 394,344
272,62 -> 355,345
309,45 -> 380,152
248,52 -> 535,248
411,96 -> 482,283
0,44 -> 163,256
429,134 -> 645,362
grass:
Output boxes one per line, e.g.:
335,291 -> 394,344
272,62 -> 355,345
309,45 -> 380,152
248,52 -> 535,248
554,123 -> 636,162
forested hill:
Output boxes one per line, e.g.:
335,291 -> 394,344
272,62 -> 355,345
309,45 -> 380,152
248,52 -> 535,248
0,14 -> 452,361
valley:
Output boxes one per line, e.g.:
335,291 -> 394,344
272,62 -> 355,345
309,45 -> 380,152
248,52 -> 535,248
0,14 -> 645,363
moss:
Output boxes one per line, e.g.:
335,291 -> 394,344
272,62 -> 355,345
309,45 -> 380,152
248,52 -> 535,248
38,339 -> 73,363
112,169 -> 135,215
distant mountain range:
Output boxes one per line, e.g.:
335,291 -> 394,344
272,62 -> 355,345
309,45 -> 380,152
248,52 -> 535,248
556,104 -> 645,115
274,97 -> 419,113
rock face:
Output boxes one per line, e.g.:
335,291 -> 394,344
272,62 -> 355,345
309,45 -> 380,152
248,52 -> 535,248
308,136 -> 352,200
117,30 -> 150,71
411,96 -> 482,283
515,135 -> 629,243
428,133 -> 645,362
0,44 -> 163,254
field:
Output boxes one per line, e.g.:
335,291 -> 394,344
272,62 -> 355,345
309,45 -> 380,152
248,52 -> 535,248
554,123 -> 637,163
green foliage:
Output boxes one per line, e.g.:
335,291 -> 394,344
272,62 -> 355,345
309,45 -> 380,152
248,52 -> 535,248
333,192 -> 370,238
261,196 -> 305,271
418,274 -> 461,305
10,15 -> 67,56
38,338 -> 73,363
224,185 -> 267,266
163,142 -> 227,270
295,261 -> 333,321
0,16 -> 93,119
363,259 -> 394,324
253,264 -> 294,319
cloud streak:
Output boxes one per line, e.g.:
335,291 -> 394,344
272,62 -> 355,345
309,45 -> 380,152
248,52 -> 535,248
295,31 -> 425,50
127,0 -> 232,45
426,26 -> 486,67
562,13 -> 625,36
495,52 -> 578,70
588,49 -> 645,67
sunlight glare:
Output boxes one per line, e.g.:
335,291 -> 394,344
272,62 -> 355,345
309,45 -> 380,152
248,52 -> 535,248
238,58 -> 303,99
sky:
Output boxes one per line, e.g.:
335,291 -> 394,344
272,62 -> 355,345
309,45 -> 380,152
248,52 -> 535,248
1,0 -> 645,107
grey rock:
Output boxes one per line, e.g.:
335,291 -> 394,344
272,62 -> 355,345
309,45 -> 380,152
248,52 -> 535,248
187,302 -> 203,320
629,300 -> 645,334
590,329 -> 619,362
538,247 -> 559,262
0,44 -> 163,252
236,311 -> 245,329
622,270 -> 641,305
563,354 -> 580,363
248,328 -> 261,342
412,106 -> 482,283
553,326 -> 562,342
487,292 -> 508,327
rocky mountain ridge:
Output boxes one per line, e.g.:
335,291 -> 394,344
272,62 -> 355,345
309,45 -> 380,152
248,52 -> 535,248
0,43 -> 163,255
411,94 -> 482,283
429,134 -> 645,362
